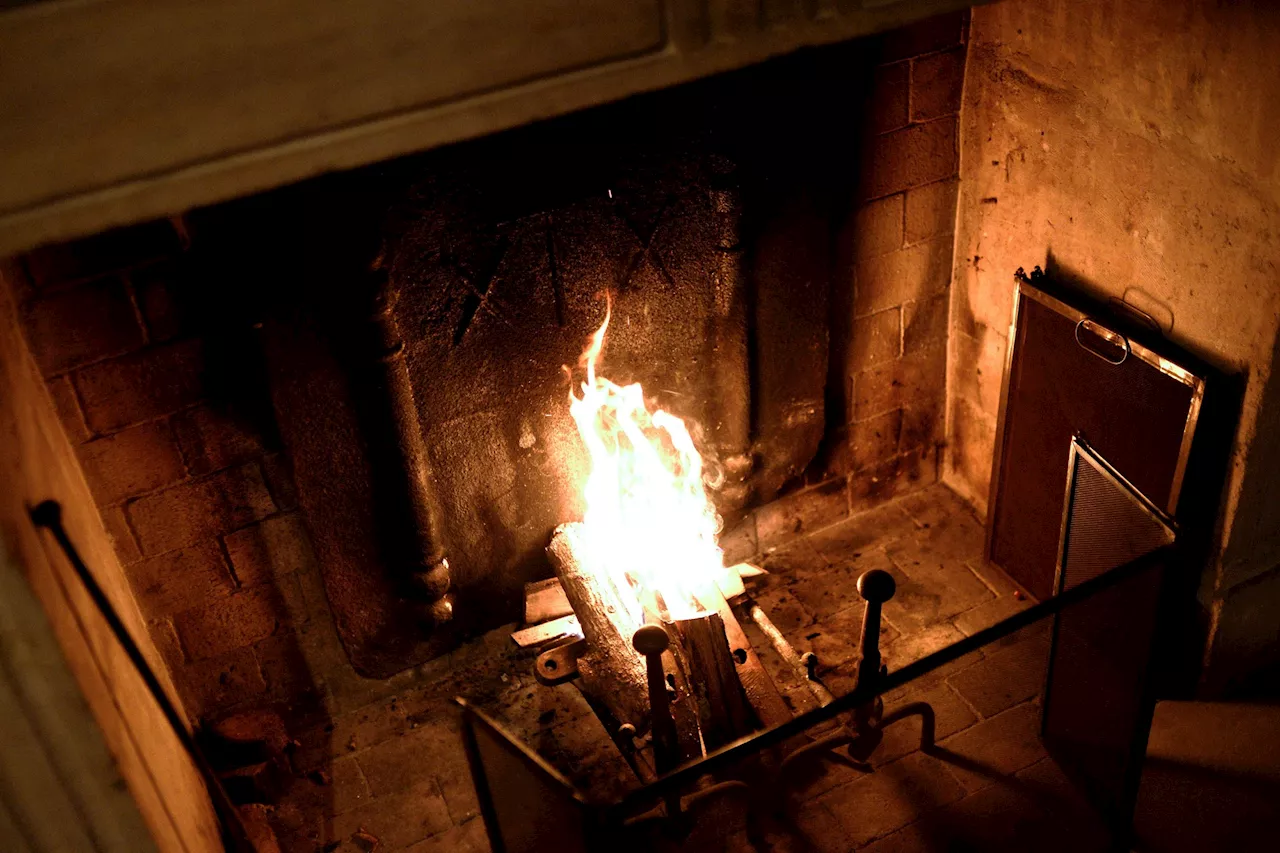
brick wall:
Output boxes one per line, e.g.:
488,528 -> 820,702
15,221 -> 324,723
759,11 -> 967,549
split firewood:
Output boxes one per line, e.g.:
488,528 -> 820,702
524,576 -> 573,624
671,610 -> 755,749
714,561 -> 768,600
543,523 -> 787,758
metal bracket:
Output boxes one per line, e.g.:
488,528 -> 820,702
534,638 -> 587,685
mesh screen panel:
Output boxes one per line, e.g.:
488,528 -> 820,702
1057,448 -> 1175,591
1043,440 -> 1173,827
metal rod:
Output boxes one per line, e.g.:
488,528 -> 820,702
632,625 -> 681,775
747,603 -> 833,706
855,569 -> 895,693
880,702 -> 936,751
30,500 -> 254,852
632,624 -> 684,820
612,545 -> 1173,813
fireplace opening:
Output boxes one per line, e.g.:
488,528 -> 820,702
4,3 -> 1280,852
5,18 -> 991,848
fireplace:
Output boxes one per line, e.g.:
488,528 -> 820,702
12,20 -> 971,695
3,2 -> 1280,852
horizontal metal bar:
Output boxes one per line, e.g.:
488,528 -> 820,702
612,545 -> 1174,812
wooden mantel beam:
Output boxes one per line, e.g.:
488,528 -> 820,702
0,0 -> 976,258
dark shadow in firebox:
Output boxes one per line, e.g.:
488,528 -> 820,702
143,209 -> 336,834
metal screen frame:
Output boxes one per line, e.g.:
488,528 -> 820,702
454,544 -> 1178,850
458,698 -> 602,853
1052,437 -> 1177,596
1042,436 -> 1176,834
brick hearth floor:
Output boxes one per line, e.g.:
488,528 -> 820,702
272,484 -> 1112,853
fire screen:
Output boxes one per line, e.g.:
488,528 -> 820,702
1042,436 -> 1176,829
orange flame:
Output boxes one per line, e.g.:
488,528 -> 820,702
568,302 -> 726,623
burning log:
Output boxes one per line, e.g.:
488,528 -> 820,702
545,525 -> 732,763
547,523 -> 650,728
542,300 -> 786,765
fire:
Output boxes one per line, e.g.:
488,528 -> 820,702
568,303 -> 728,624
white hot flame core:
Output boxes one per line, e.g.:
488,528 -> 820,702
569,305 -> 725,623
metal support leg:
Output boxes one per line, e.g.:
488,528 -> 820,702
633,624 -> 683,820
854,569 -> 895,693
879,701 -> 937,752
779,569 -> 938,778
